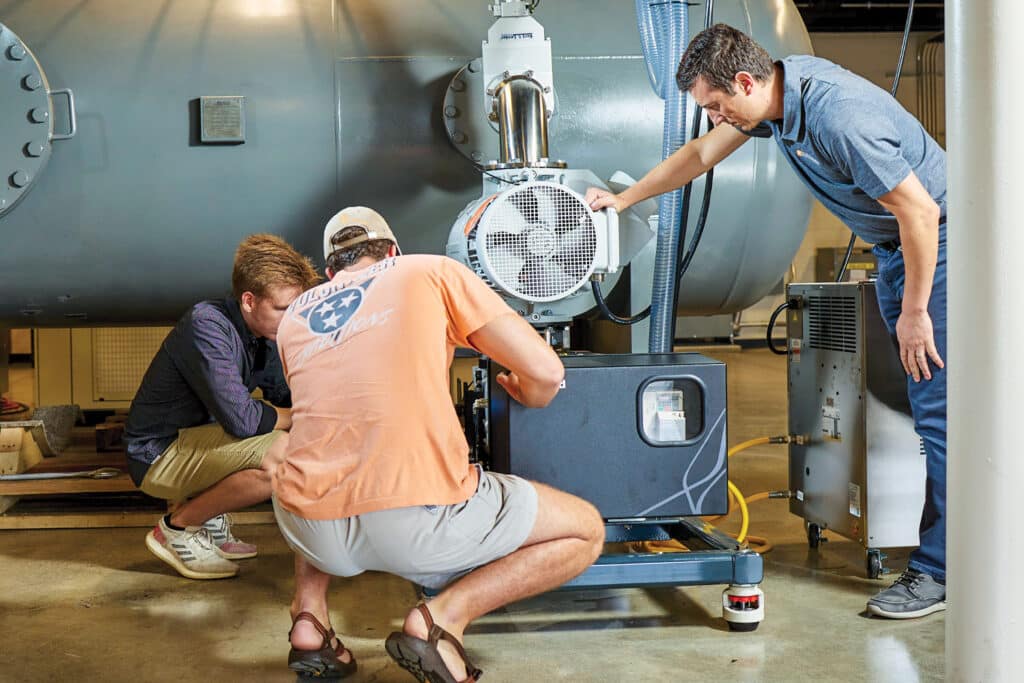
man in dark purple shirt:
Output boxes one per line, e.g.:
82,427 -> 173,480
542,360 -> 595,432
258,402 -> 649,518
125,234 -> 319,580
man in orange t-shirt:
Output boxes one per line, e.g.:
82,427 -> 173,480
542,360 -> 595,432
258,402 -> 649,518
270,207 -> 605,681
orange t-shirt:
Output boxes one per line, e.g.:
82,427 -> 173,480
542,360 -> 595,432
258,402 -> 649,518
273,254 -> 513,520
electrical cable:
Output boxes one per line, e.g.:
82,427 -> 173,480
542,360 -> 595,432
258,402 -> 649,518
766,300 -> 789,355
836,0 -> 915,283
677,159 -> 714,277
590,280 -> 651,325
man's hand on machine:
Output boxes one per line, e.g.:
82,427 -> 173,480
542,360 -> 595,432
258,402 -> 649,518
495,371 -> 525,404
585,187 -> 627,213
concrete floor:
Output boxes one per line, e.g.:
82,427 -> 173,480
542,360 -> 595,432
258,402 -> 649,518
0,349 -> 944,682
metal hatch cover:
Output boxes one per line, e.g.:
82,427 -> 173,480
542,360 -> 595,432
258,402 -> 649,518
0,22 -> 54,217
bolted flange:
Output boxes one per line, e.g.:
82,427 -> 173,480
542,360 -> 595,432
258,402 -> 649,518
1,21 -> 56,215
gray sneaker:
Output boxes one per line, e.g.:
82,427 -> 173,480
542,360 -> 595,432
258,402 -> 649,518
145,517 -> 239,580
202,514 -> 258,560
867,568 -> 946,619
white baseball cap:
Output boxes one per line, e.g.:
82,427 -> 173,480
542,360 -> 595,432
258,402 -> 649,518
322,206 -> 400,261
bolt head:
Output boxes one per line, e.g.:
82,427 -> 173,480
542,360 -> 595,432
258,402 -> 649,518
467,59 -> 481,73
24,141 -> 45,157
22,74 -> 42,91
7,44 -> 27,61
29,108 -> 49,123
10,170 -> 30,188
444,105 -> 458,118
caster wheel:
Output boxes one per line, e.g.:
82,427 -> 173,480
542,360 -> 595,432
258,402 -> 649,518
728,621 -> 760,632
723,585 -> 764,633
866,549 -> 886,579
806,522 -> 823,549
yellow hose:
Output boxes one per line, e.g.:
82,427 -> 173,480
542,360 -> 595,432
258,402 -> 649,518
728,480 -> 750,543
634,435 -> 788,554
728,436 -> 772,457
725,437 -> 775,544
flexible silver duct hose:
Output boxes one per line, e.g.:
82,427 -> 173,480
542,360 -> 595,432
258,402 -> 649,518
636,0 -> 688,352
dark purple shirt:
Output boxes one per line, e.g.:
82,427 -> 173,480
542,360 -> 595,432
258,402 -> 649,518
125,298 -> 290,476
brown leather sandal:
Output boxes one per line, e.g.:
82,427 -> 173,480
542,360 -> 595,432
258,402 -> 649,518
288,611 -> 358,679
384,603 -> 482,683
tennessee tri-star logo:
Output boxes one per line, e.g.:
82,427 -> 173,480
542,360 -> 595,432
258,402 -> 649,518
305,286 -> 365,334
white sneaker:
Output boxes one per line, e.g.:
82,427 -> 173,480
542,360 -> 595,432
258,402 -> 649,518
202,514 -> 258,560
145,517 -> 239,580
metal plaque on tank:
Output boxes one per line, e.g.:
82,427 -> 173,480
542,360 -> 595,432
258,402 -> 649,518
200,96 -> 246,143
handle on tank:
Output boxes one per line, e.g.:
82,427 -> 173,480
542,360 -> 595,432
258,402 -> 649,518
49,88 -> 77,141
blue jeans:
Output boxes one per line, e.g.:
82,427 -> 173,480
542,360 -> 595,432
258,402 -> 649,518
872,231 -> 947,582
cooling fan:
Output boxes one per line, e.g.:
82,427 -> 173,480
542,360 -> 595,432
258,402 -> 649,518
447,181 -> 619,319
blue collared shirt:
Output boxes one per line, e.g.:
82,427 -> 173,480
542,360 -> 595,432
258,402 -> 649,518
125,298 -> 290,470
764,55 -> 946,245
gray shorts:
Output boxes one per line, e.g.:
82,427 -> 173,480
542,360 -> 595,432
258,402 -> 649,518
273,469 -> 538,590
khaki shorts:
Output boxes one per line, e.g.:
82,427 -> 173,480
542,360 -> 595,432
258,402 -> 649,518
273,468 -> 538,590
140,423 -> 282,502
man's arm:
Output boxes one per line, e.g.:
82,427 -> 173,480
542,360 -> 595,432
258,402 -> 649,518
176,315 -> 279,438
468,314 -> 564,409
272,406 -> 292,430
258,341 -> 293,407
876,172 -> 944,382
586,124 -> 750,212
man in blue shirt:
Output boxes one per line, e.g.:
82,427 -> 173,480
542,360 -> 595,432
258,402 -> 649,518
126,234 -> 320,580
587,24 -> 947,619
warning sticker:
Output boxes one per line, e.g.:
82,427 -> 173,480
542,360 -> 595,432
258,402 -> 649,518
790,338 -> 802,363
848,482 -> 862,518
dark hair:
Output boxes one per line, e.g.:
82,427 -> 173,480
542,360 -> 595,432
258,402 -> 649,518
676,23 -> 774,94
232,234 -> 320,299
325,226 -> 393,272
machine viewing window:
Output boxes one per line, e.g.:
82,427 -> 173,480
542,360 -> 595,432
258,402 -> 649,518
638,377 -> 704,446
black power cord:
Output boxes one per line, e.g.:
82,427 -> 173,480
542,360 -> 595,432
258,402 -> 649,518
591,279 -> 651,325
766,301 -> 789,355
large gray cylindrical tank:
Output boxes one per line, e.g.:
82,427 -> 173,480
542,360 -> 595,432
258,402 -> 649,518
0,0 -> 811,325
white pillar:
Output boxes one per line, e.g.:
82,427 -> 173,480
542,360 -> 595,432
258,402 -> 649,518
947,2 -> 1024,681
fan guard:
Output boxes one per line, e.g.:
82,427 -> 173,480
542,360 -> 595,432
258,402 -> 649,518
470,181 -> 599,303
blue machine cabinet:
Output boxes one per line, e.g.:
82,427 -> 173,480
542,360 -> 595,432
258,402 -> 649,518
485,352 -> 765,631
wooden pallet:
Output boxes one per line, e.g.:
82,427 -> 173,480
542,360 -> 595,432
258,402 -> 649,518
0,507 -> 275,530
0,425 -> 277,529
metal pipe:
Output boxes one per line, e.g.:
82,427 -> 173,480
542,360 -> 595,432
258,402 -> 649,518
495,76 -> 549,165
947,0 -> 1024,679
